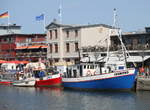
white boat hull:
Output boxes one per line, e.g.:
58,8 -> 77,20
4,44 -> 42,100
13,78 -> 36,87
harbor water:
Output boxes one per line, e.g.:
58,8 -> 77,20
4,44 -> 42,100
0,85 -> 150,110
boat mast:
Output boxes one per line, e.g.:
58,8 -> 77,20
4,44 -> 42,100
113,8 -> 117,28
105,29 -> 111,70
105,8 -> 117,69
118,29 -> 127,69
113,8 -> 127,69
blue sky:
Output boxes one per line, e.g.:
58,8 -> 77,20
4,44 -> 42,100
0,0 -> 150,34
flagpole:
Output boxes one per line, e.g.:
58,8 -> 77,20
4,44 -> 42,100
58,0 -> 62,23
43,14 -> 46,33
8,11 -> 10,26
7,11 -> 11,33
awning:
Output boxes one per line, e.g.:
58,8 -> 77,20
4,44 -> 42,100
28,45 -> 41,49
5,60 -> 29,64
16,45 -> 47,49
16,46 -> 28,49
18,61 -> 29,64
0,60 -> 7,63
41,46 -> 48,48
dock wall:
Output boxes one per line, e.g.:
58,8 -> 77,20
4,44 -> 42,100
136,77 -> 150,90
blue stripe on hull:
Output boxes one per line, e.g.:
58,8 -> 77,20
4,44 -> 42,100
63,74 -> 136,90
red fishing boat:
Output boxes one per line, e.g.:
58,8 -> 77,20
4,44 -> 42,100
25,62 -> 62,87
35,74 -> 62,87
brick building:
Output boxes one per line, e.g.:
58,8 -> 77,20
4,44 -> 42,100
0,34 -> 47,61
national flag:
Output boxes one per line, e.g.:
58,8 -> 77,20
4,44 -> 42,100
36,14 -> 44,21
0,12 -> 9,18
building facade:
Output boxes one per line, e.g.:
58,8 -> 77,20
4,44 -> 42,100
110,27 -> 150,67
0,34 -> 46,61
46,21 -> 118,64
0,24 -> 21,35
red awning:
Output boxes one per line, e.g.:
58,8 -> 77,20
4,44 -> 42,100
28,45 -> 41,49
7,61 -> 21,64
16,45 -> 47,49
6,61 -> 29,64
0,60 -> 7,63
41,46 -> 48,48
19,61 -> 29,64
16,46 -> 28,50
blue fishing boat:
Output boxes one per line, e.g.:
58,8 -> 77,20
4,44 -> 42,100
62,63 -> 137,90
62,9 -> 137,90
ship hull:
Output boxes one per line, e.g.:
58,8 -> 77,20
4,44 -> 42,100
35,74 -> 62,87
12,80 -> 35,87
62,69 -> 137,90
0,81 -> 13,85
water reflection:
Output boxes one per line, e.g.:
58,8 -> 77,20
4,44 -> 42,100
136,91 -> 150,110
61,90 -> 136,110
0,85 -> 150,110
35,87 -> 64,97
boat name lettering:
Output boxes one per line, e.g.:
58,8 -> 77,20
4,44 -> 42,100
114,72 -> 128,76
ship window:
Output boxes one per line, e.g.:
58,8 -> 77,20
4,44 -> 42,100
87,65 -> 89,69
101,53 -> 106,57
95,65 -> 97,68
84,65 -> 86,69
118,66 -> 124,70
90,65 -> 94,69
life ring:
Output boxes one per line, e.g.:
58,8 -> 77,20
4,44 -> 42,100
87,70 -> 91,75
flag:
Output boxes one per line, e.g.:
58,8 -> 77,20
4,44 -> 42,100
0,12 -> 9,18
36,14 -> 44,21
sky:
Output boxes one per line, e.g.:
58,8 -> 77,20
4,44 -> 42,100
0,0 -> 150,34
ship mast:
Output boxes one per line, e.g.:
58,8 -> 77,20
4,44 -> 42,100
105,9 -> 117,69
113,8 -> 127,69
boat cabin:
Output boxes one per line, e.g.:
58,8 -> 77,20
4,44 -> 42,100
63,62 -> 127,78
63,63 -> 101,78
